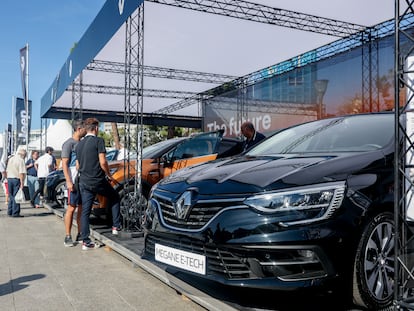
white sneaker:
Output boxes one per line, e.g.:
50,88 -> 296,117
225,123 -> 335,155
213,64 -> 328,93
81,241 -> 100,250
112,227 -> 121,235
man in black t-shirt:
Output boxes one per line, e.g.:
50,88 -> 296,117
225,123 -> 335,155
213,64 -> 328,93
75,118 -> 121,250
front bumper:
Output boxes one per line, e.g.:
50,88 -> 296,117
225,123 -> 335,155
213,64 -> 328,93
142,206 -> 360,290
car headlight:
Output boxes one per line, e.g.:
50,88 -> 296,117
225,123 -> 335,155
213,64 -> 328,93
244,182 -> 345,226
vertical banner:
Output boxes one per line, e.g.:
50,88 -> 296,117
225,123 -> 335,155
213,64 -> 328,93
20,46 -> 28,103
7,124 -> 12,156
15,97 -> 31,147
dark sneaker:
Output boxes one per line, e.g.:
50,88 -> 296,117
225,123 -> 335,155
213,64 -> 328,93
75,233 -> 82,244
82,241 -> 100,251
64,236 -> 74,247
112,227 -> 121,235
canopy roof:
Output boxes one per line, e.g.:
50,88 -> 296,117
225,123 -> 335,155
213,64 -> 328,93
41,0 -> 396,125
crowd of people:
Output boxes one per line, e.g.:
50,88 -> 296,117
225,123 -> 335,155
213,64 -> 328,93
1,117 -> 122,251
0,118 -> 265,251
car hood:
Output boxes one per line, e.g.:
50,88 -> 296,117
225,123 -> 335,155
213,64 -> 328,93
157,150 -> 389,195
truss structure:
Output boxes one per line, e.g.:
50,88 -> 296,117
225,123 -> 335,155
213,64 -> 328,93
67,83 -> 198,99
71,72 -> 83,121
208,96 -> 317,116
121,4 -> 145,232
146,0 -> 365,37
362,29 -> 380,113
155,14 -> 410,115
395,1 -> 414,309
87,60 -> 237,83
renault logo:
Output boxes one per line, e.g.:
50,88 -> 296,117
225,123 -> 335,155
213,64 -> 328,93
174,190 -> 195,220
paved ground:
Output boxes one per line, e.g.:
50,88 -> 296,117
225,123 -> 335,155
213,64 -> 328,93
0,191 -> 205,311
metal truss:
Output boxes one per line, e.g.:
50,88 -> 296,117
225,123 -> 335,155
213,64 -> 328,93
237,79 -> 248,125
67,83 -> 197,99
154,93 -> 209,113
208,97 -> 317,116
87,60 -> 237,84
395,1 -> 414,309
71,71 -> 83,121
362,29 -> 380,113
122,4 -> 145,233
146,0 -> 365,37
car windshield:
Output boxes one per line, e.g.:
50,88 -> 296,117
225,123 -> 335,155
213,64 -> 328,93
247,114 -> 394,155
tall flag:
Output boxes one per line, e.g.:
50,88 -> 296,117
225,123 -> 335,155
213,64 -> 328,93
19,44 -> 29,148
19,45 -> 28,104
7,124 -> 12,156
15,97 -> 31,147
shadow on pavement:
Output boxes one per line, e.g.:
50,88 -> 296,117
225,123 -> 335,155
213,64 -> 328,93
0,274 -> 46,296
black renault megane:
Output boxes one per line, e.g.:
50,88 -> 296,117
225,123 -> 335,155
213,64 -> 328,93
143,112 -> 396,310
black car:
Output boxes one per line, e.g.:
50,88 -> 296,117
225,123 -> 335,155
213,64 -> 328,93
143,112 -> 395,310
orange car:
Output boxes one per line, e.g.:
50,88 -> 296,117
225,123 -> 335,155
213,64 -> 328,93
93,130 -> 243,216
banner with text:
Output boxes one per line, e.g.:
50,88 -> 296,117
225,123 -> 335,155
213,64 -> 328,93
7,123 -> 12,156
203,99 -> 315,138
15,97 -> 32,147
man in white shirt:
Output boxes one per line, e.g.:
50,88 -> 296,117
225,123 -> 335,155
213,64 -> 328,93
33,146 -> 54,206
6,149 -> 27,217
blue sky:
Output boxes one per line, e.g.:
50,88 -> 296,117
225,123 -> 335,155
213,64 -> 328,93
0,1 -> 105,131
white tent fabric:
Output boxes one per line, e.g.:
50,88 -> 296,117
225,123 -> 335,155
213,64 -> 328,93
42,1 -> 395,120
27,120 -> 72,152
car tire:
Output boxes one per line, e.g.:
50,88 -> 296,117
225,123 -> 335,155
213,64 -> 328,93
352,211 -> 394,310
119,184 -> 148,231
54,181 -> 67,207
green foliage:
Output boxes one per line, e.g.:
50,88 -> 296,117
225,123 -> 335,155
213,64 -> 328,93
104,124 -> 202,149
98,131 -> 113,147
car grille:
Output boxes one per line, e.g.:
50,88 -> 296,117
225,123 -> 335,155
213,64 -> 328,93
145,234 -> 252,279
153,193 -> 244,230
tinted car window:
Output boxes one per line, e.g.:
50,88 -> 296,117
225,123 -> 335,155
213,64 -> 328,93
217,139 -> 243,157
142,138 -> 185,159
170,131 -> 223,160
248,114 -> 394,155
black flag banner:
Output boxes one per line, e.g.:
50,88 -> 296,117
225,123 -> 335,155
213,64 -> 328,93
20,46 -> 28,102
7,124 -> 12,156
15,97 -> 31,147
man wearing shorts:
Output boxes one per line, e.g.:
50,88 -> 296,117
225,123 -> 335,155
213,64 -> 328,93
62,120 -> 86,247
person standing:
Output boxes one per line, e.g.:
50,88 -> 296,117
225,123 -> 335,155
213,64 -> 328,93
26,150 -> 40,208
0,159 -> 6,212
76,118 -> 121,250
33,146 -> 54,207
0,158 -> 6,182
6,149 -> 27,217
62,120 -> 86,247
241,121 -> 266,152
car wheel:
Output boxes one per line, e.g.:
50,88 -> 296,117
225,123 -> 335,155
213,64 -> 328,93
352,211 -> 394,310
55,181 -> 67,207
119,185 -> 147,231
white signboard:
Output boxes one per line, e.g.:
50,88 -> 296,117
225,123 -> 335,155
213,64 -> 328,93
155,243 -> 206,275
